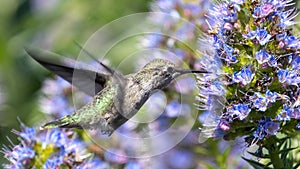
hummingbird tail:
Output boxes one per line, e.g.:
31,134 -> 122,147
40,115 -> 80,130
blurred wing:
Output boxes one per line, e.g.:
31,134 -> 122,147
25,47 -> 110,96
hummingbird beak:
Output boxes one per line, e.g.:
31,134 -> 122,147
173,69 -> 210,78
177,69 -> 210,74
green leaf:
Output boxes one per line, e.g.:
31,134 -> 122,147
247,150 -> 269,159
242,157 -> 272,169
293,162 -> 300,169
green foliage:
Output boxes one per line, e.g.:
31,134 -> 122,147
0,0 -> 150,164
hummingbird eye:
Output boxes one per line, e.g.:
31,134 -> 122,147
166,66 -> 174,73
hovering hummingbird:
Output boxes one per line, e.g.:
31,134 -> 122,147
25,47 -> 208,135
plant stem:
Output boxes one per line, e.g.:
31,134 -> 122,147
265,137 -> 284,169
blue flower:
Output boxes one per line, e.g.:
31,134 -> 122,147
2,145 -> 35,168
165,100 -> 181,117
276,105 -> 293,121
233,67 -> 254,85
224,13 -> 238,23
3,124 -> 98,168
244,29 -> 272,45
296,123 -> 300,130
265,90 -> 277,103
291,55 -> 300,70
256,49 -> 272,64
284,36 -> 299,50
43,155 -> 64,169
267,55 -> 277,67
286,71 -> 300,86
12,126 -> 36,145
253,125 -> 265,139
44,129 -> 68,147
243,30 -> 257,39
252,95 -> 269,112
125,161 -> 142,169
277,69 -> 289,83
228,103 -> 251,120
256,29 -> 272,45
223,44 -> 238,64
167,149 -> 195,169
77,158 -> 109,169
275,32 -> 286,41
277,10 -> 298,27
253,118 -> 279,140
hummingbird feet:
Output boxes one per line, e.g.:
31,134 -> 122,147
101,113 -> 117,136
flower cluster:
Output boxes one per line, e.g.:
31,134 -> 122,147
197,0 -> 300,163
198,0 -> 299,139
39,77 -> 74,118
2,122 -> 108,168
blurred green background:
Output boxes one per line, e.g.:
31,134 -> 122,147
0,0 -> 299,166
0,0 -> 150,164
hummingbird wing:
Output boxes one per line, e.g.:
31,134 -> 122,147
25,47 -> 110,96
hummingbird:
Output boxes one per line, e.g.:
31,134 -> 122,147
25,47 -> 208,135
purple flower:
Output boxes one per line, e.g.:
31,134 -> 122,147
263,122 -> 279,135
253,4 -> 274,18
223,22 -> 233,30
104,149 -> 128,164
261,4 -> 274,16
3,124 -> 98,168
290,108 -> 300,119
219,121 -> 230,131
231,0 -> 244,4
11,145 -> 35,161
277,10 -> 298,27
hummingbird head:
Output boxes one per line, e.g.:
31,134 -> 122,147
136,59 -> 208,90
